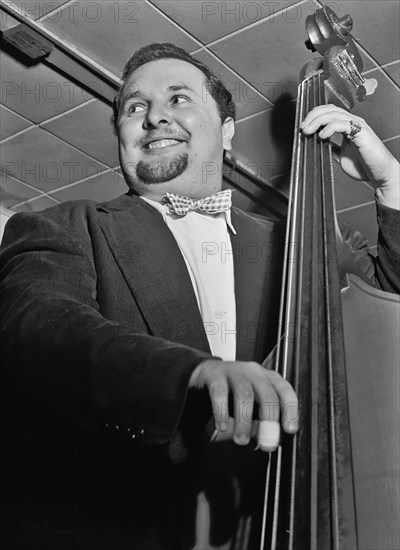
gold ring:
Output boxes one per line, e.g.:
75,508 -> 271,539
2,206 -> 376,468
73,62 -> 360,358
348,120 -> 362,140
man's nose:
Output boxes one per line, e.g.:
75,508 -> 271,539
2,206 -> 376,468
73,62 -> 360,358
143,103 -> 172,129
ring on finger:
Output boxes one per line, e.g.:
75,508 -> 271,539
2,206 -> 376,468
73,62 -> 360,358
348,120 -> 362,140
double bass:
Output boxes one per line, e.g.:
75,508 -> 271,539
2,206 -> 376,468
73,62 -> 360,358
261,6 -> 399,549
189,6 -> 399,550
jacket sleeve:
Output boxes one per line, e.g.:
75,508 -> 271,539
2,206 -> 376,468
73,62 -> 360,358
0,204 -> 213,446
375,202 -> 400,293
352,202 -> 400,294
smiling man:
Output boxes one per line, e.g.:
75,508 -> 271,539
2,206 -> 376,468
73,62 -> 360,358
0,43 -> 399,550
116,56 -> 235,199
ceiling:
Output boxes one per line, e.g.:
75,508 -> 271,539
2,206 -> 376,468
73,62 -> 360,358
1,0 -> 399,252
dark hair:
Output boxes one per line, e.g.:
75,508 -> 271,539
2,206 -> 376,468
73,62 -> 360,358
111,43 -> 236,134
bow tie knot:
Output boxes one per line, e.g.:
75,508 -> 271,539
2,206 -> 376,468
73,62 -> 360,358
162,189 -> 232,216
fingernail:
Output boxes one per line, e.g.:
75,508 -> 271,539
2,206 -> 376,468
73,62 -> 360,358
219,422 -> 228,432
285,421 -> 299,434
258,420 -> 280,452
234,433 -> 249,446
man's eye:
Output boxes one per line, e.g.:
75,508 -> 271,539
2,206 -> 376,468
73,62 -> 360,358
127,103 -> 146,114
171,95 -> 189,105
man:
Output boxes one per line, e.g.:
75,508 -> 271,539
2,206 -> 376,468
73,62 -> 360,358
0,43 -> 399,550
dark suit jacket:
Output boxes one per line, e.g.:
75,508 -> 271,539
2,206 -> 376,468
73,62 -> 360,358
0,193 -> 399,550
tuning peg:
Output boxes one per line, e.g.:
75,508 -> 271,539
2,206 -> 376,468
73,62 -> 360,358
338,15 -> 353,34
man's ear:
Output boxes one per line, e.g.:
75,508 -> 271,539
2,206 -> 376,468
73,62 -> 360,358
222,117 -> 235,151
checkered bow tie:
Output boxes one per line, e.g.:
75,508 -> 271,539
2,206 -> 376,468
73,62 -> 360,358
162,189 -> 232,216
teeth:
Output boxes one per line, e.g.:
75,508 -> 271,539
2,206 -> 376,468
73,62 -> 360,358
147,139 -> 181,149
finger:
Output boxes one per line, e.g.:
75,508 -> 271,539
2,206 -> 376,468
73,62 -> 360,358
268,371 -> 299,434
208,377 -> 229,432
258,419 -> 281,452
318,120 -> 363,141
301,112 -> 352,136
301,104 -> 349,127
254,377 -> 281,451
230,373 -> 254,445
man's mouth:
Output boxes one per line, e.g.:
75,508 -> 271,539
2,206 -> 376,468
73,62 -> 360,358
146,139 -> 183,150
144,138 -> 185,149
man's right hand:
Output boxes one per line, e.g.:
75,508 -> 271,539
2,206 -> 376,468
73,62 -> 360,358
189,359 -> 299,452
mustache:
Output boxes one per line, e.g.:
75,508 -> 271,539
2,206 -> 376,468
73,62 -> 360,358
136,130 -> 189,148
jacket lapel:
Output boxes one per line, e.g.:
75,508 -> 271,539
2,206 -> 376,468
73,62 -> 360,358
97,194 -> 211,354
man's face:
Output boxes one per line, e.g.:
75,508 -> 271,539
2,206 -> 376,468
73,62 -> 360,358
117,58 -> 234,200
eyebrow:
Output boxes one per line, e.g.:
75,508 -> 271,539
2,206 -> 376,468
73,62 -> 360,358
122,83 -> 196,104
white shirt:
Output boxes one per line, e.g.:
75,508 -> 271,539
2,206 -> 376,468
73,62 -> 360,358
141,197 -> 236,360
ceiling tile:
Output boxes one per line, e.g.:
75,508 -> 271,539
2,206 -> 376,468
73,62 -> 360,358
0,50 -> 91,123
337,202 -> 378,248
319,1 -> 400,66
12,194 -> 60,213
0,171 -> 40,208
0,104 -> 32,140
39,1 -> 199,76
383,61 -> 400,87
231,101 -> 296,184
4,1 -> 70,20
0,127 -> 107,192
210,1 -> 320,103
192,50 -> 273,120
334,169 -> 375,212
351,69 -> 400,141
149,0 -> 303,44
51,170 -> 128,203
42,100 -> 119,167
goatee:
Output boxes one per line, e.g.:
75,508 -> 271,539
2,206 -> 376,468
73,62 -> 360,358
135,153 -> 188,183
